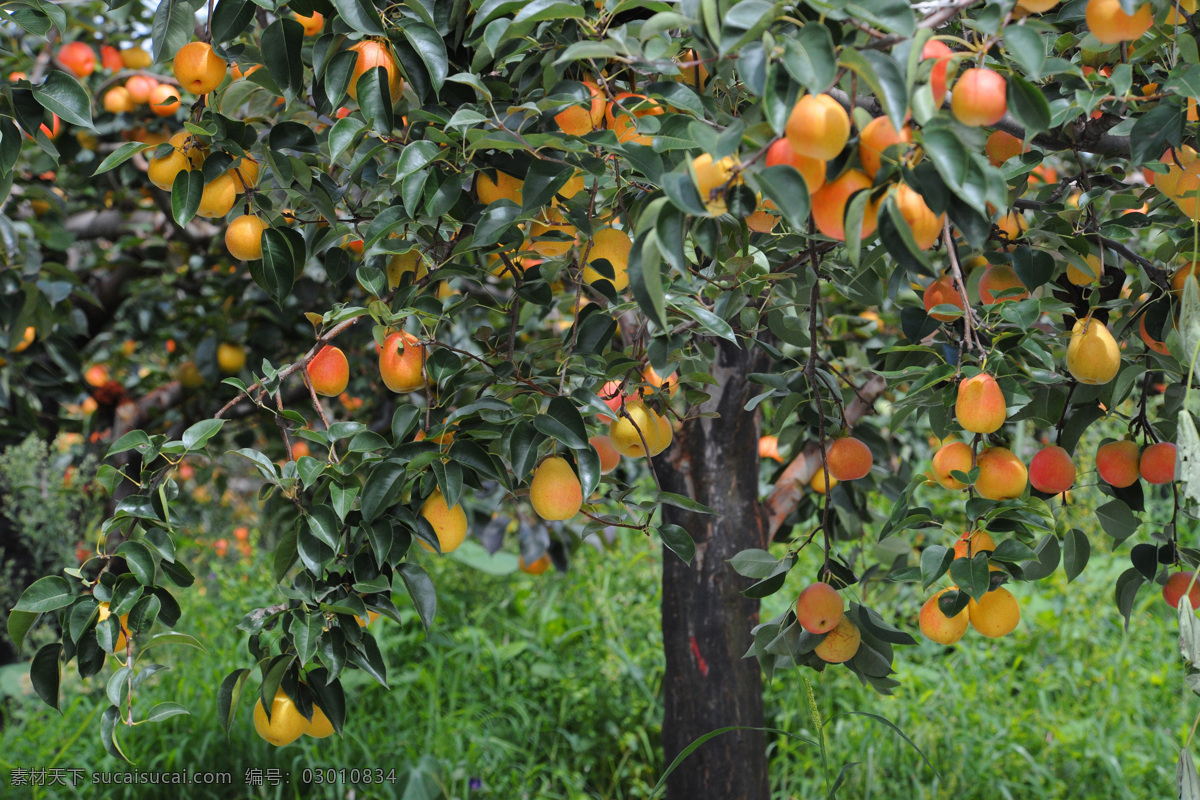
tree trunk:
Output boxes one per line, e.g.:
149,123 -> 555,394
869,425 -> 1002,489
658,338 -> 770,800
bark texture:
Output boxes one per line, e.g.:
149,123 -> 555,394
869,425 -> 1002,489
657,338 -> 770,800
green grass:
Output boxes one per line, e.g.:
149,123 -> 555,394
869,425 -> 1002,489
0,519 -> 1195,799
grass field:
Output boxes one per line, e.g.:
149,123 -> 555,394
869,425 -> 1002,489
0,515 -> 1194,799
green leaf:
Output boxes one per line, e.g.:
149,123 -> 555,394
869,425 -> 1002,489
106,430 -> 152,457
1114,567 -> 1144,632
100,705 -> 131,762
182,419 -> 225,451
1179,749 -> 1200,800
719,0 -> 777,55
32,69 -> 93,130
1006,74 -> 1051,134
361,460 -> 407,522
129,593 -> 161,636
160,557 -> 195,588
3,3 -> 52,36
30,643 -> 61,711
292,610 -> 323,664
1020,533 -> 1061,581
848,50 -> 908,132
116,541 -> 157,585
877,197 -> 928,274
139,631 -> 208,652
146,702 -> 190,722
329,116 -> 366,165
509,420 -> 544,481
7,610 -> 38,653
678,302 -> 736,343
274,524 -> 299,581
657,492 -> 716,514
473,201 -> 521,247
921,125 -> 986,213
347,634 -> 389,687
521,160 -> 575,215
652,200 -> 687,272
211,0 -> 255,44
14,576 -> 74,613
323,49 -> 358,113
356,67 -> 394,136
331,0 -> 385,35
990,538 -> 1038,563
262,18 -> 305,97
1003,25 -> 1045,79
94,142 -> 154,175
308,505 -> 342,551
217,668 -> 251,735
948,553 -> 990,601
150,0 -> 196,66
391,34 -> 431,101
1011,245 -> 1054,291
532,397 -> 590,450
1130,100 -> 1185,166
729,549 -> 780,579
1063,528 -> 1090,583
396,563 -> 436,631
919,545 -> 953,589
840,0 -> 914,35
103,666 -> 126,709
269,121 -> 319,153
171,168 -> 203,227
658,524 -> 696,564
396,141 -> 441,182
627,230 -> 669,331
555,41 -> 620,64
1097,499 -> 1140,542
755,165 -> 812,232
783,25 -> 837,93
255,227 -> 299,306
398,22 -> 448,96
662,167 -> 710,217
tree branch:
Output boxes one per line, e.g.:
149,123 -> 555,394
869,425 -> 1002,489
762,374 -> 888,537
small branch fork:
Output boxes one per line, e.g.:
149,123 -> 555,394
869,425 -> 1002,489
942,219 -> 986,361
215,316 -> 362,419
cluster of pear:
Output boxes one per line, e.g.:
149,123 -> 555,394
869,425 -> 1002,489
696,89 -> 945,243
685,31 -> 1024,246
793,582 -> 861,664
923,250 -> 1126,325
920,362 -> 1180,643
933,372 -> 1179,501
146,128 -> 259,222
101,72 -> 181,117
918,532 -> 1021,644
475,169 -> 637,289
303,335 -> 617,554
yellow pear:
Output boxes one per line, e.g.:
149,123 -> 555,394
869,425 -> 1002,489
608,401 -> 660,457
650,411 -> 673,456
253,689 -> 307,746
387,250 -> 428,288
418,489 -> 467,552
1066,316 -> 1120,385
529,456 -> 583,520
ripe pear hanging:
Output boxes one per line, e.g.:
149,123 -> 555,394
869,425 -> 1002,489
1066,317 -> 1120,385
